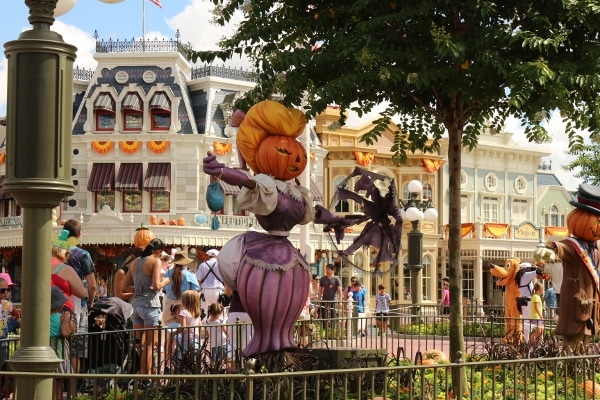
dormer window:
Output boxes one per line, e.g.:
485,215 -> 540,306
122,93 -> 143,131
149,92 -> 171,131
94,93 -> 115,132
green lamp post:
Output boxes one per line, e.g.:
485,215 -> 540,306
3,0 -> 76,398
401,180 -> 438,320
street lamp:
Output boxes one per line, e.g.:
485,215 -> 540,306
401,180 -> 438,318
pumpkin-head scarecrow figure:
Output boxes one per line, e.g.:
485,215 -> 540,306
203,100 -> 312,357
535,183 -> 600,354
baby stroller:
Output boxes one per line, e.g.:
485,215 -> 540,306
83,297 -> 138,392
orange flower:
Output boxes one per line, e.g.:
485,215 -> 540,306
91,141 -> 114,154
147,141 -> 170,154
119,141 -> 142,154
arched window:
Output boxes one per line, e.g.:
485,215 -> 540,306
333,176 -> 349,213
122,92 -> 143,131
149,92 -> 171,130
94,93 -> 115,132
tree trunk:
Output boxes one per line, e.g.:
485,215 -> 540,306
447,124 -> 467,394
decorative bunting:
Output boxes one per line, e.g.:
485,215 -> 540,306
213,142 -> 232,155
354,151 -> 375,166
91,141 -> 114,154
423,159 -> 443,173
147,141 -> 170,154
119,141 -> 142,154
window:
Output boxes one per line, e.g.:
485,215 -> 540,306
232,196 -> 246,216
96,190 -> 115,211
460,195 -> 470,223
150,92 -> 171,130
151,191 -> 170,212
460,170 -> 467,188
422,255 -> 432,301
512,199 -> 529,223
122,93 -> 143,131
514,176 -> 527,194
123,191 -> 142,212
88,163 -> 115,212
116,163 -> 143,212
550,205 -> 559,226
94,93 -> 115,131
482,196 -> 499,222
333,176 -> 350,213
423,183 -> 432,201
485,173 -> 498,191
144,162 -> 171,212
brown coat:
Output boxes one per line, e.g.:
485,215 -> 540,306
552,240 -> 600,337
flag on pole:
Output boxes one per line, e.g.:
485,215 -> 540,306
150,0 -> 162,8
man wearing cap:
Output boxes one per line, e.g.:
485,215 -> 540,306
196,249 -> 224,316
535,183 -> 600,354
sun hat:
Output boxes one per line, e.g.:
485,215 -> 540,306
0,273 -> 15,286
50,286 -> 68,310
206,249 -> 219,257
172,251 -> 193,265
442,277 -> 450,282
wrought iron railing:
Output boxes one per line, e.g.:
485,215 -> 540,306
190,64 -> 257,82
95,37 -> 191,55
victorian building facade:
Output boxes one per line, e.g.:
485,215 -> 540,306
0,38 -> 572,309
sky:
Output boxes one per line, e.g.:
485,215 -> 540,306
1,0 -> 584,191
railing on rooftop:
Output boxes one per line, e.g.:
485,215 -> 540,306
95,37 -> 192,55
190,64 -> 257,82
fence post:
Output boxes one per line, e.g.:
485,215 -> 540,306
453,351 -> 464,398
245,358 -> 256,400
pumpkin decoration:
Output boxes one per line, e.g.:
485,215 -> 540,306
580,380 -> 600,398
237,100 -> 306,174
254,135 -> 308,181
159,218 -> 167,225
169,220 -> 177,226
149,215 -> 158,225
0,153 -> 6,164
133,223 -> 156,248
419,349 -> 448,365
566,207 -> 600,241
176,218 -> 186,226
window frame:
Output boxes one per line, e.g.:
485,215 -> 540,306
485,173 -> 498,191
150,190 -> 170,213
122,190 -> 143,213
123,110 -> 143,131
95,111 -> 115,132
95,190 -> 115,213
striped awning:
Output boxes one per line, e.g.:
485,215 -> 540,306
218,169 -> 253,195
116,163 -> 142,191
122,93 -> 142,111
87,163 -> 115,191
310,179 -> 324,202
94,93 -> 114,112
149,92 -> 170,111
144,163 -> 171,191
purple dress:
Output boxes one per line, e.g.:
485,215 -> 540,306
219,175 -> 312,356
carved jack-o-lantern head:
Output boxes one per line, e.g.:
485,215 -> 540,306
567,183 -> 600,241
255,135 -> 307,181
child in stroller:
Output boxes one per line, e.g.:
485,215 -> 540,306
83,297 -> 138,392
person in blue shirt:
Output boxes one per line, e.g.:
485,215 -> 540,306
543,281 -> 558,319
163,251 -> 200,326
351,281 -> 367,337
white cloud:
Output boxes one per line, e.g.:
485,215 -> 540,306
168,2 -> 251,69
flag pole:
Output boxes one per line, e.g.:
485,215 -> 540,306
142,0 -> 146,43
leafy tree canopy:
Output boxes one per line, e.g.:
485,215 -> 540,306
190,0 -> 600,163
565,142 -> 600,186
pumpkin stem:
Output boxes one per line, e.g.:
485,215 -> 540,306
136,223 -> 149,231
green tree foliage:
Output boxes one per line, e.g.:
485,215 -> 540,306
188,0 -> 600,393
565,143 -> 600,186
